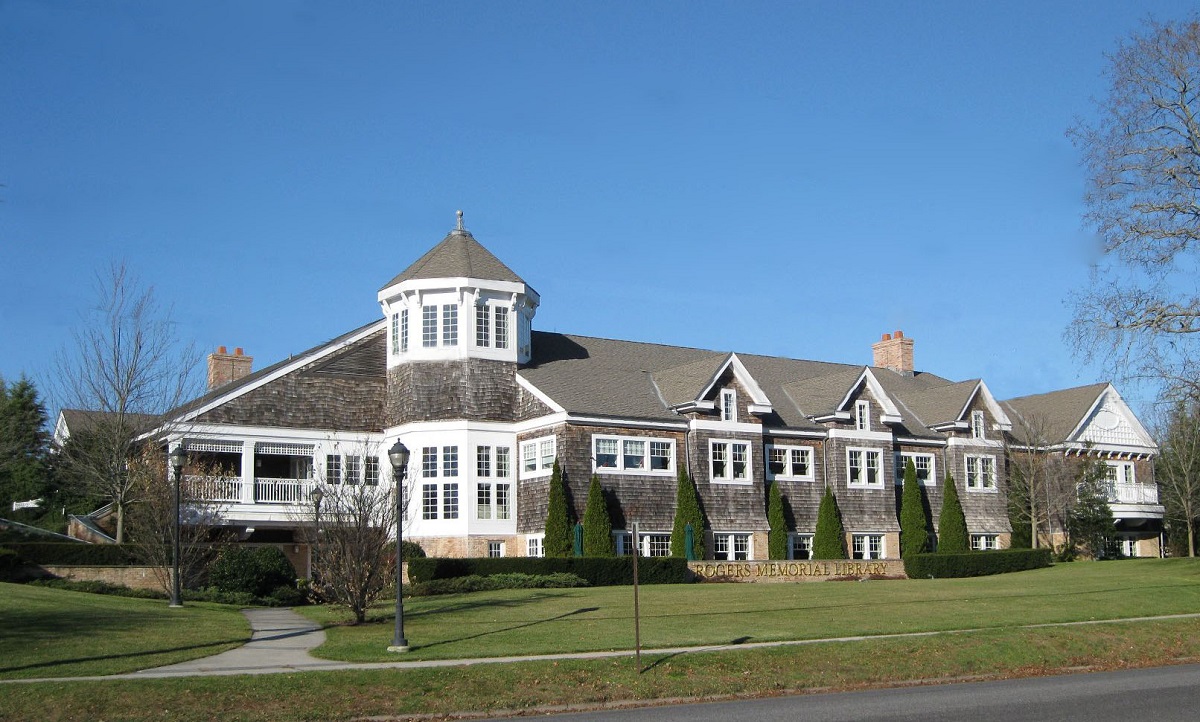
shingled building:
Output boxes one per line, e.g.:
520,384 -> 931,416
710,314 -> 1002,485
156,216 -> 1164,561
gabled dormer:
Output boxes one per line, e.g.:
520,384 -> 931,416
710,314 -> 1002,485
657,352 -> 773,420
910,379 -> 1012,439
377,212 -> 540,366
808,367 -> 902,430
1071,384 -> 1156,453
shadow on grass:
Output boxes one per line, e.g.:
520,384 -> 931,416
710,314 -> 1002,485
0,637 -> 250,676
641,635 -> 753,673
412,606 -> 602,651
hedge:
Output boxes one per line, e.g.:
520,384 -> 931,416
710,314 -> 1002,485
407,556 -> 693,586
410,573 -> 590,596
904,548 -> 1052,579
1,542 -> 138,566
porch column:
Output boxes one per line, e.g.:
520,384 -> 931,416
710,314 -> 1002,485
241,442 -> 256,504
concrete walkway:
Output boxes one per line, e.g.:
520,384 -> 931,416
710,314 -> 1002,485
5,608 -> 1200,684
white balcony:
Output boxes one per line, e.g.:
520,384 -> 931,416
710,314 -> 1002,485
1107,482 -> 1159,505
188,475 -> 319,505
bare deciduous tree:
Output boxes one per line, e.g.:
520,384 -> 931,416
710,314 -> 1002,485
1068,15 -> 1200,393
52,262 -> 198,542
1156,394 -> 1200,556
1005,414 -> 1075,551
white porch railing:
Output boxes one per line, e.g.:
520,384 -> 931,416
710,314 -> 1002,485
254,477 -> 316,505
185,475 -> 242,503
1108,482 -> 1159,505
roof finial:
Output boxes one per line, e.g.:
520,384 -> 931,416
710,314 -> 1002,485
455,209 -> 464,232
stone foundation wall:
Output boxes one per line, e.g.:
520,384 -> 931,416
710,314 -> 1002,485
689,559 -> 906,582
41,565 -> 164,591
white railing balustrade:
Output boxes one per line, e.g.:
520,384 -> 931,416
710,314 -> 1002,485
185,475 -> 243,503
1107,482 -> 1159,505
254,477 -> 315,504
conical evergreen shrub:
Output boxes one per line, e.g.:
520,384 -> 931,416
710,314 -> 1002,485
767,482 -> 788,559
900,459 -> 930,557
582,474 -> 615,557
812,485 -> 846,559
670,468 -> 705,559
544,459 -> 573,558
938,473 -> 969,553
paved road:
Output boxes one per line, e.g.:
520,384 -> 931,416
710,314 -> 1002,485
489,663 -> 1200,722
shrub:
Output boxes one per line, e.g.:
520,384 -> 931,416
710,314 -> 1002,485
208,546 -> 297,597
2,542 -> 137,566
0,547 -> 22,581
905,548 -> 1052,579
407,556 -> 693,586
27,578 -> 166,600
767,482 -> 787,560
582,475 -> 615,557
544,459 -> 573,558
812,486 -> 846,559
400,540 -> 426,560
411,572 -> 589,596
899,460 -> 930,557
937,474 -> 969,553
670,468 -> 705,560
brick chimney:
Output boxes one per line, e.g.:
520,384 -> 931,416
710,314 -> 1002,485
872,330 -> 914,374
207,346 -> 253,391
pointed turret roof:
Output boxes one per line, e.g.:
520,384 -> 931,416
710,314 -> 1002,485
380,214 -> 527,290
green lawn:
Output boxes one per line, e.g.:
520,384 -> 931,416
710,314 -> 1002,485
0,583 -> 251,680
302,557 -> 1200,661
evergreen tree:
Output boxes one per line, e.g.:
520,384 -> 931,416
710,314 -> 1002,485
543,459 -> 573,558
812,486 -> 846,559
582,475 -> 615,557
1069,457 -> 1117,559
899,459 -> 930,557
670,467 -> 705,559
767,482 -> 788,559
0,375 -> 52,518
938,473 -> 969,553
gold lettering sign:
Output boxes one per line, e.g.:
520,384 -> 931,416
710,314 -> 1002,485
689,560 -> 899,582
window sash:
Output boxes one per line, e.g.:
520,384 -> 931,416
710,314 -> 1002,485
365,456 -> 379,486
325,455 -> 342,485
856,400 -> 870,431
896,453 -> 935,486
495,306 -> 509,349
400,309 -> 408,352
422,306 -> 437,347
496,483 -> 511,520
477,483 -> 492,519
422,484 -> 438,519
966,456 -> 995,489
767,445 -> 813,480
422,447 -> 438,478
790,534 -> 813,560
390,313 -> 399,355
443,483 -> 459,519
443,446 -> 458,477
477,446 -> 491,477
345,455 -> 361,485
442,304 -> 458,346
497,447 -> 511,477
476,305 -> 490,347
848,448 -> 882,487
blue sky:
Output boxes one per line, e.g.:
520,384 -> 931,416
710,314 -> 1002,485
1,1 -> 1193,417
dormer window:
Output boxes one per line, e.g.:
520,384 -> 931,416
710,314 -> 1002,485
475,303 -> 511,350
855,400 -> 870,431
971,410 -> 986,439
720,389 -> 737,422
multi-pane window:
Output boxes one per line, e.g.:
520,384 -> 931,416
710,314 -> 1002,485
593,436 -> 675,474
325,454 -> 342,485
710,441 -> 750,482
442,304 -> 458,346
852,534 -> 884,560
970,534 -> 999,551
422,447 -> 438,478
443,483 -> 459,519
476,483 -> 492,519
847,448 -> 883,487
965,455 -> 996,489
487,541 -> 504,558
766,445 -> 814,481
971,410 -> 986,439
477,446 -> 491,477
391,313 -> 399,355
422,483 -> 438,519
614,531 -> 634,556
643,534 -> 671,557
527,536 -> 543,557
855,400 -> 871,431
345,456 -> 361,485
720,389 -> 737,422
496,483 -> 511,519
713,533 -> 751,560
443,446 -> 459,477
422,305 -> 437,347
1105,462 -> 1135,485
400,308 -> 408,352
521,437 -> 555,477
365,456 -> 379,486
496,446 -> 511,477
1117,535 -> 1138,558
495,306 -> 509,349
476,482 -> 510,520
895,452 -> 935,486
476,305 -> 490,347
790,534 -> 814,560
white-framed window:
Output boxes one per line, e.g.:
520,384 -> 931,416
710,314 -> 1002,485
526,535 -> 543,557
443,446 -> 459,477
476,481 -> 511,520
487,540 -> 504,558
766,444 -> 814,481
495,306 -> 509,349
476,482 -> 492,519
443,482 -> 459,519
971,410 -> 986,439
520,436 -> 555,478
1105,461 -> 1135,485
365,456 -> 379,486
442,304 -> 458,346
421,447 -> 438,478
593,435 -> 675,474
325,454 -> 342,485
855,400 -> 871,431
496,482 -> 511,520
1117,535 -> 1139,558
713,533 -> 752,560
422,305 -> 437,348
475,304 -> 490,347
400,308 -> 408,353
391,313 -> 399,355
642,534 -> 671,557
965,455 -> 997,490
852,534 -> 884,560
970,534 -> 999,551
614,531 -> 634,556
422,483 -> 438,519
345,455 -> 361,485
477,446 -> 491,477
720,389 -> 737,422
895,452 -> 936,486
847,447 -> 883,487
789,533 -> 814,560
496,446 -> 511,477
710,440 -> 751,483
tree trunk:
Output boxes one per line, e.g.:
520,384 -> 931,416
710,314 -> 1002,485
116,502 -> 125,544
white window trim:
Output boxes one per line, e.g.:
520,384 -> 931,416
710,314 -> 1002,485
766,444 -> 815,482
965,454 -> 998,492
592,434 -> 676,475
894,452 -> 937,487
526,534 -> 544,558
970,534 -> 999,551
712,532 -> 753,561
720,389 -> 738,423
852,533 -> 886,560
520,435 -> 556,479
855,400 -> 871,431
1105,461 -> 1135,485
709,438 -> 753,485
846,447 -> 885,488
788,532 -> 814,560
971,410 -> 986,439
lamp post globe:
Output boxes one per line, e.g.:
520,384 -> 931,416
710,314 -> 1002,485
387,440 -> 410,653
168,445 -> 187,608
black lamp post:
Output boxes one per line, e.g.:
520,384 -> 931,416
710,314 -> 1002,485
311,486 -> 323,582
387,440 -> 410,653
168,445 -> 186,608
